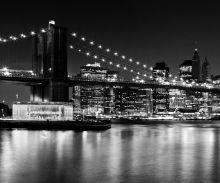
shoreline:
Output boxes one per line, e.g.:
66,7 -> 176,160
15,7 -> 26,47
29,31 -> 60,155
110,118 -> 220,125
0,119 -> 111,131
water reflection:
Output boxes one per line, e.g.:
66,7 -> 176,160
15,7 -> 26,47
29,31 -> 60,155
0,124 -> 220,182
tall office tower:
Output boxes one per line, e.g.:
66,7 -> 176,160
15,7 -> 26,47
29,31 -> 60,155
152,62 -> 170,114
201,56 -> 211,82
73,63 -> 118,115
192,49 -> 201,81
179,49 -> 201,82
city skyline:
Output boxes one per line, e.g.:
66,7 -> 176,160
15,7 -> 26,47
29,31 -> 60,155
1,3 -> 220,182
1,2 -> 220,105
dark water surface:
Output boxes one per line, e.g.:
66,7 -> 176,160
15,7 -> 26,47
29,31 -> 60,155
1,123 -> 220,183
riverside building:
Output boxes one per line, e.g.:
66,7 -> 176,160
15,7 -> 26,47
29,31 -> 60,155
73,63 -> 118,115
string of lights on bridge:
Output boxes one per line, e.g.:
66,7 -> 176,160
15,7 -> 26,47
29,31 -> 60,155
69,32 -> 154,72
0,27 -> 179,82
0,27 -> 151,81
0,28 -> 48,43
68,44 -> 151,81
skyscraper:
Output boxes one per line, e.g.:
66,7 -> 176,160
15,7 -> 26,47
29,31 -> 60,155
201,56 -> 211,82
72,63 -> 118,115
192,49 -> 201,81
179,49 -> 201,82
152,62 -> 170,114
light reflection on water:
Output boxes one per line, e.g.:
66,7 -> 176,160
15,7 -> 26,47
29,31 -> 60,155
0,124 -> 220,183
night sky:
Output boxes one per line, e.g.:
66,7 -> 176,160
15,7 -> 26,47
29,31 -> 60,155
1,1 -> 220,106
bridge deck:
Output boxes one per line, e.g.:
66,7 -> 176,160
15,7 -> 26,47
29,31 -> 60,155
0,76 -> 220,93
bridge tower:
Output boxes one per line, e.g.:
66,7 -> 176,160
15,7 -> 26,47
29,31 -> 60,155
30,21 -> 69,102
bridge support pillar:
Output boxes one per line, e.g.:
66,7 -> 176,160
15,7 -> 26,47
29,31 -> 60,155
48,80 -> 69,102
30,85 -> 49,102
31,22 -> 69,102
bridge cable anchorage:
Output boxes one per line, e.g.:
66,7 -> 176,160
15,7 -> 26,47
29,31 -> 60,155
68,32 -> 153,73
68,45 -> 147,82
0,28 -> 47,44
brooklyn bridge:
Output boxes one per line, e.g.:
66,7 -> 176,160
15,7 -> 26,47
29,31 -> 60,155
0,21 -> 219,104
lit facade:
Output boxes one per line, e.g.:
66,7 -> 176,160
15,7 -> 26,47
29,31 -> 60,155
80,63 -> 108,81
115,86 -> 152,116
152,62 -> 170,114
73,62 -> 118,115
13,102 -> 73,120
169,89 -> 186,110
179,49 -> 201,82
211,76 -> 220,115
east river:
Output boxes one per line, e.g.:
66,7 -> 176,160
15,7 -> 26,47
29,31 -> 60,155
0,123 -> 220,183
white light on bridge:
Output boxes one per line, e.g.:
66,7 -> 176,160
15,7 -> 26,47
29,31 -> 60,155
109,61 -> 113,65
130,69 -> 133,72
94,55 -> 98,59
121,55 -> 126,59
41,29 -> 46,33
143,74 -> 147,77
71,32 -> 77,37
114,52 -> 118,56
129,58 -> 133,62
30,31 -> 36,36
143,64 -> 146,68
98,45 -> 102,49
150,67 -> 153,71
69,45 -> 74,49
123,67 -> 127,70
136,61 -> 140,65
116,64 -> 120,68
106,48 -> 110,52
20,33 -> 26,38
2,67 -> 8,71
90,41 -> 94,45
86,52 -> 90,56
81,37 -> 86,41
102,58 -> 105,62
9,36 -> 17,41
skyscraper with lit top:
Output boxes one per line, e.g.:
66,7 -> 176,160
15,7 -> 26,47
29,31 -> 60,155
179,49 -> 201,82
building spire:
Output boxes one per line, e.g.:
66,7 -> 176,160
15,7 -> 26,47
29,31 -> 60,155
192,48 -> 200,61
